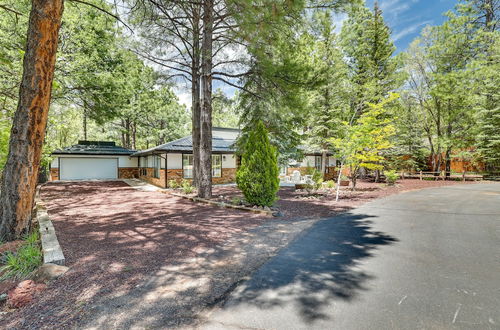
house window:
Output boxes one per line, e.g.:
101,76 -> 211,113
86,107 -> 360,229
183,154 -> 194,178
183,154 -> 222,178
315,156 -> 322,172
153,155 -> 160,179
141,157 -> 148,176
212,154 -> 222,177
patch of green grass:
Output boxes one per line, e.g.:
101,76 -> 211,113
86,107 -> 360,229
0,231 -> 42,280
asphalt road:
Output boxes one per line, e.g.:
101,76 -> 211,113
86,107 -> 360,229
200,183 -> 500,330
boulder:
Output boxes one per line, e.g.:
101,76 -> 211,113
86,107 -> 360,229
32,263 -> 69,283
7,280 -> 46,308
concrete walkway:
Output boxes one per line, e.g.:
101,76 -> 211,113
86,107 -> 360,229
121,178 -> 165,192
200,183 -> 500,330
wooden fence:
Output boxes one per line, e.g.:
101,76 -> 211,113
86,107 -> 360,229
398,171 -> 484,181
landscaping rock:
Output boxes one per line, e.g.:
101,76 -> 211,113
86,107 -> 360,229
32,263 -> 69,283
7,280 -> 46,308
264,206 -> 271,212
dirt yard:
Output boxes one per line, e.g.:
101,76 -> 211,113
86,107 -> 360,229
0,181 -> 267,329
213,179 -> 479,219
0,179 -> 479,328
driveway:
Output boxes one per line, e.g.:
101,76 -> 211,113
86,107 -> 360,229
200,183 -> 500,329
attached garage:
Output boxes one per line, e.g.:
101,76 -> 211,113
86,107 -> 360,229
50,141 -> 138,181
60,157 -> 118,180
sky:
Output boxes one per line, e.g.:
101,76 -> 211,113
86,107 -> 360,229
177,0 -> 459,107
365,0 -> 457,51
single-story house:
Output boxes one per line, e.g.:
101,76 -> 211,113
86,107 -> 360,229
50,127 -> 340,187
50,141 -> 138,181
132,127 -> 239,187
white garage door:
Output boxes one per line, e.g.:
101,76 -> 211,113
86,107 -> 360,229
60,157 -> 118,180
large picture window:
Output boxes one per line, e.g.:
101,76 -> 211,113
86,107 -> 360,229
183,154 -> 222,178
183,154 -> 194,178
153,155 -> 161,178
212,154 -> 222,177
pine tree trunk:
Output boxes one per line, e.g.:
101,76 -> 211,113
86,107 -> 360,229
125,119 -> 131,149
445,148 -> 451,178
198,0 -> 213,199
0,0 -> 64,241
321,149 -> 327,180
83,109 -> 88,140
132,121 -> 136,150
191,5 -> 201,188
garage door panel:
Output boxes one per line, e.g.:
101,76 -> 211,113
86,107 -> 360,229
60,158 -> 118,180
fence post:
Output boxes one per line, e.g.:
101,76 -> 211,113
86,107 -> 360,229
462,170 -> 466,182
419,170 -> 422,180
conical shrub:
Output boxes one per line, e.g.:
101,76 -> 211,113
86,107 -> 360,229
236,121 -> 279,206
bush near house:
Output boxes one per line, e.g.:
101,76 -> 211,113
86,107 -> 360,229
385,170 -> 399,185
236,121 -> 280,207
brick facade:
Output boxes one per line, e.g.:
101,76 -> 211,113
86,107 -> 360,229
139,168 -> 167,188
140,167 -> 237,188
213,168 -> 237,184
118,167 -> 139,179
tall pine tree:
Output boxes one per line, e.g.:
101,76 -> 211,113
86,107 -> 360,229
340,1 -> 398,115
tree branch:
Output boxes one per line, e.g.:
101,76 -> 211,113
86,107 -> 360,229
68,0 -> 134,33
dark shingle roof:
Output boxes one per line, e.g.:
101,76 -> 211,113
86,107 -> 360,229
52,141 -> 135,155
132,134 -> 236,157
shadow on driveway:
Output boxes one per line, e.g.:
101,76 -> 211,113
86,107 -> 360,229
211,212 -> 398,324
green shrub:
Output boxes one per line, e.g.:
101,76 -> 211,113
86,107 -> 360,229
311,169 -> 323,190
181,179 -> 194,194
168,179 -> 179,189
385,170 -> 399,185
340,174 -> 349,181
1,231 -> 42,280
236,121 -> 280,207
325,180 -> 336,189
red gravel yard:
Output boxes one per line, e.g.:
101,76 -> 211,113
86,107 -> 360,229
0,179 -> 479,328
212,178 -> 480,219
1,181 -> 267,328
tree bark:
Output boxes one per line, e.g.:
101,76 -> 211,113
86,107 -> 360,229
191,5 -> 201,188
321,149 -> 327,180
445,148 -> 451,178
83,108 -> 88,140
198,0 -> 213,199
0,0 -> 64,241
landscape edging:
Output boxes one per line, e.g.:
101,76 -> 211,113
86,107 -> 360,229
35,185 -> 65,265
170,192 -> 274,215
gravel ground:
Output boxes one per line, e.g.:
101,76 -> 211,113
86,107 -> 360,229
213,179 -> 480,219
0,181 -> 267,329
0,179 -> 480,329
